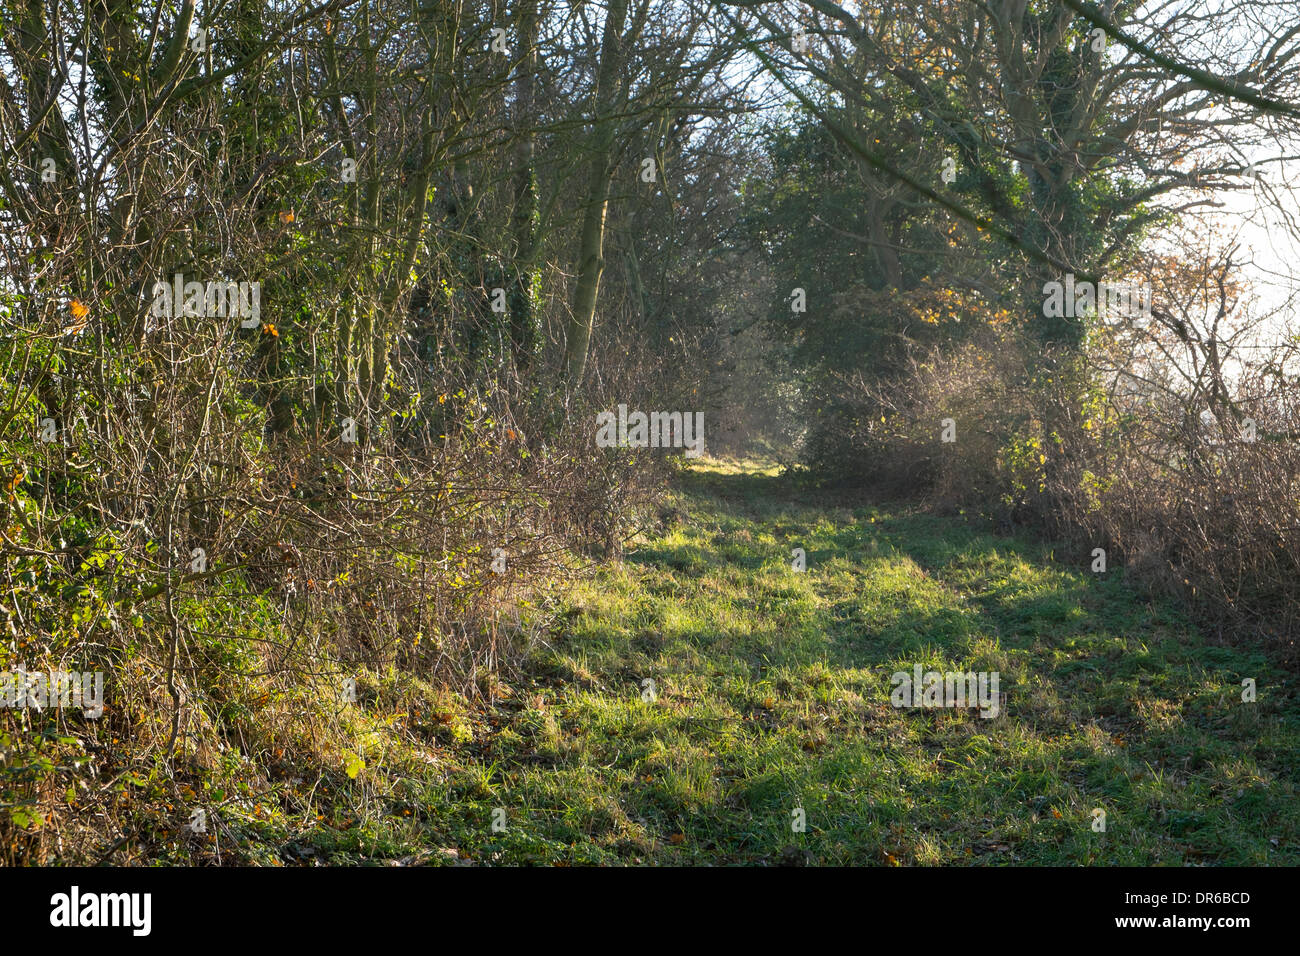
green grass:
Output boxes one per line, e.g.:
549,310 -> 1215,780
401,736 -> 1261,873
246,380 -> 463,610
308,458 -> 1300,865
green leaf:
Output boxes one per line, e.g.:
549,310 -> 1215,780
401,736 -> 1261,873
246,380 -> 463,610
344,752 -> 365,779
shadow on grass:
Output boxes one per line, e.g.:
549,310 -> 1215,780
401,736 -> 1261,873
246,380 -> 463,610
625,541 -> 716,574
498,462 -> 1300,866
673,461 -> 803,503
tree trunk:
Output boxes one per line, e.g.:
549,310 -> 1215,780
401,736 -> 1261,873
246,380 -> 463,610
508,0 -> 540,376
563,0 -> 629,386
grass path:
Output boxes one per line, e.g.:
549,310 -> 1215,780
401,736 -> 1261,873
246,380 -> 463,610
346,459 -> 1300,865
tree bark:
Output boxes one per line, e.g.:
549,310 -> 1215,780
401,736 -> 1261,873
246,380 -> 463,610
508,0 -> 540,376
563,0 -> 630,386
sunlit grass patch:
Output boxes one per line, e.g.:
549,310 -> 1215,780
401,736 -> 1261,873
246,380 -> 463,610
280,458 -> 1300,866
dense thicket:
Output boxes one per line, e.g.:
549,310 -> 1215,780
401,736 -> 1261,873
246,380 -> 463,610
0,0 -> 755,861
730,1 -> 1300,647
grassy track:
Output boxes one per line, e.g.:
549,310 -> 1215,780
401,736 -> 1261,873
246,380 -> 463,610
308,459 -> 1300,865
